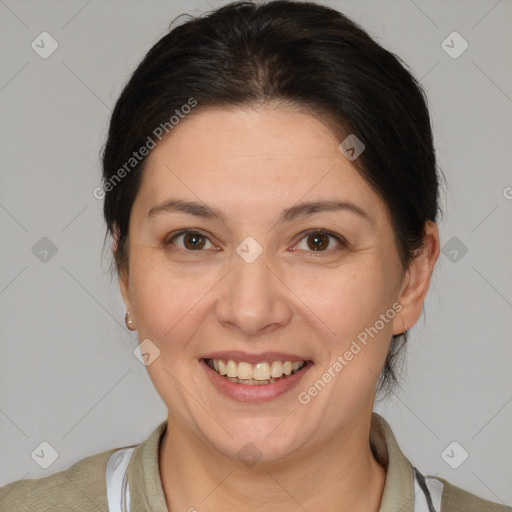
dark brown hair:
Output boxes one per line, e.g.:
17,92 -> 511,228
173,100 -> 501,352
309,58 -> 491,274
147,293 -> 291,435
100,0 -> 444,397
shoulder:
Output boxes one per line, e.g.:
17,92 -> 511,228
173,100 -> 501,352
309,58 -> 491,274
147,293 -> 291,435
0,446 -> 118,511
433,476 -> 512,512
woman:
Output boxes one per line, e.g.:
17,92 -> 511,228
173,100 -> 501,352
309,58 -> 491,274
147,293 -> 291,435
1,1 -> 509,511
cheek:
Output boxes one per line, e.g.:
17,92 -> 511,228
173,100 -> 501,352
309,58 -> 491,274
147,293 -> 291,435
306,269 -> 397,388
306,259 -> 396,332
306,260 -> 397,386
131,271 -> 212,342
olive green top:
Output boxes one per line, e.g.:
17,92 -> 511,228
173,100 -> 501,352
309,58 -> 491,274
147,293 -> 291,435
1,413 -> 510,511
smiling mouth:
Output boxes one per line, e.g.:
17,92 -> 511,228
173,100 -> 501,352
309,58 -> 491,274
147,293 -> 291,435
204,358 -> 308,385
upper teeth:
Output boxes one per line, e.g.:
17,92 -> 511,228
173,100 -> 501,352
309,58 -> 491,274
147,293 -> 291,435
208,359 -> 306,380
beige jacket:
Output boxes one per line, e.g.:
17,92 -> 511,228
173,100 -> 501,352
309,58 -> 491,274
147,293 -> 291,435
1,413 -> 510,511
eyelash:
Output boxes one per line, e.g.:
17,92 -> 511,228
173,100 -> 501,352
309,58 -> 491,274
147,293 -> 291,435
164,228 -> 347,254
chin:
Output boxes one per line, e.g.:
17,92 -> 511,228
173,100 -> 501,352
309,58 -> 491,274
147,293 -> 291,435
202,418 -> 306,463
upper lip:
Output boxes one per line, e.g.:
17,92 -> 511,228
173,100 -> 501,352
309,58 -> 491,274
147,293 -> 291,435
201,351 -> 311,364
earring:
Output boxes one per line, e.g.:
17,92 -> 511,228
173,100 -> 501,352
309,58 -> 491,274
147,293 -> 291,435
125,311 -> 136,331
403,324 -> 409,336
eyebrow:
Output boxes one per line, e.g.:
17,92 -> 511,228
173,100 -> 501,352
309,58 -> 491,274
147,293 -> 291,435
147,198 -> 371,224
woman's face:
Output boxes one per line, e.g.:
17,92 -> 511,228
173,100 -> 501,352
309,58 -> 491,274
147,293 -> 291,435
119,105 -> 432,462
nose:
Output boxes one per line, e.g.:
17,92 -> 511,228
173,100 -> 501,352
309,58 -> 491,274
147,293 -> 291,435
215,247 -> 293,337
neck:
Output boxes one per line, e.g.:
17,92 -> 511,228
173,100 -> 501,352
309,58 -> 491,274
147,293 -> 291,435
158,412 -> 386,512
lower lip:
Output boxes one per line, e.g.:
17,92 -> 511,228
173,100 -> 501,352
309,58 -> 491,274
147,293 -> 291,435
200,359 -> 313,403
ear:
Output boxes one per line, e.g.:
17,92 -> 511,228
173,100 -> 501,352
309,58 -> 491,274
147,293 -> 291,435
119,268 -> 131,312
392,221 -> 440,335
112,223 -> 131,313
112,222 -> 120,253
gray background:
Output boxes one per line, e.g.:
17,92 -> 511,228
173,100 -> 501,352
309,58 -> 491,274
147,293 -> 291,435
1,0 -> 511,505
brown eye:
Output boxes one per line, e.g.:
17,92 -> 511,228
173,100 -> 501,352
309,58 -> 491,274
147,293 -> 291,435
295,229 -> 345,252
183,233 -> 206,250
167,230 -> 213,251
307,232 -> 329,251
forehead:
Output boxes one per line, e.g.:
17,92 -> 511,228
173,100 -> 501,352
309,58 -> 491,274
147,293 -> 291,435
135,105 -> 389,224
